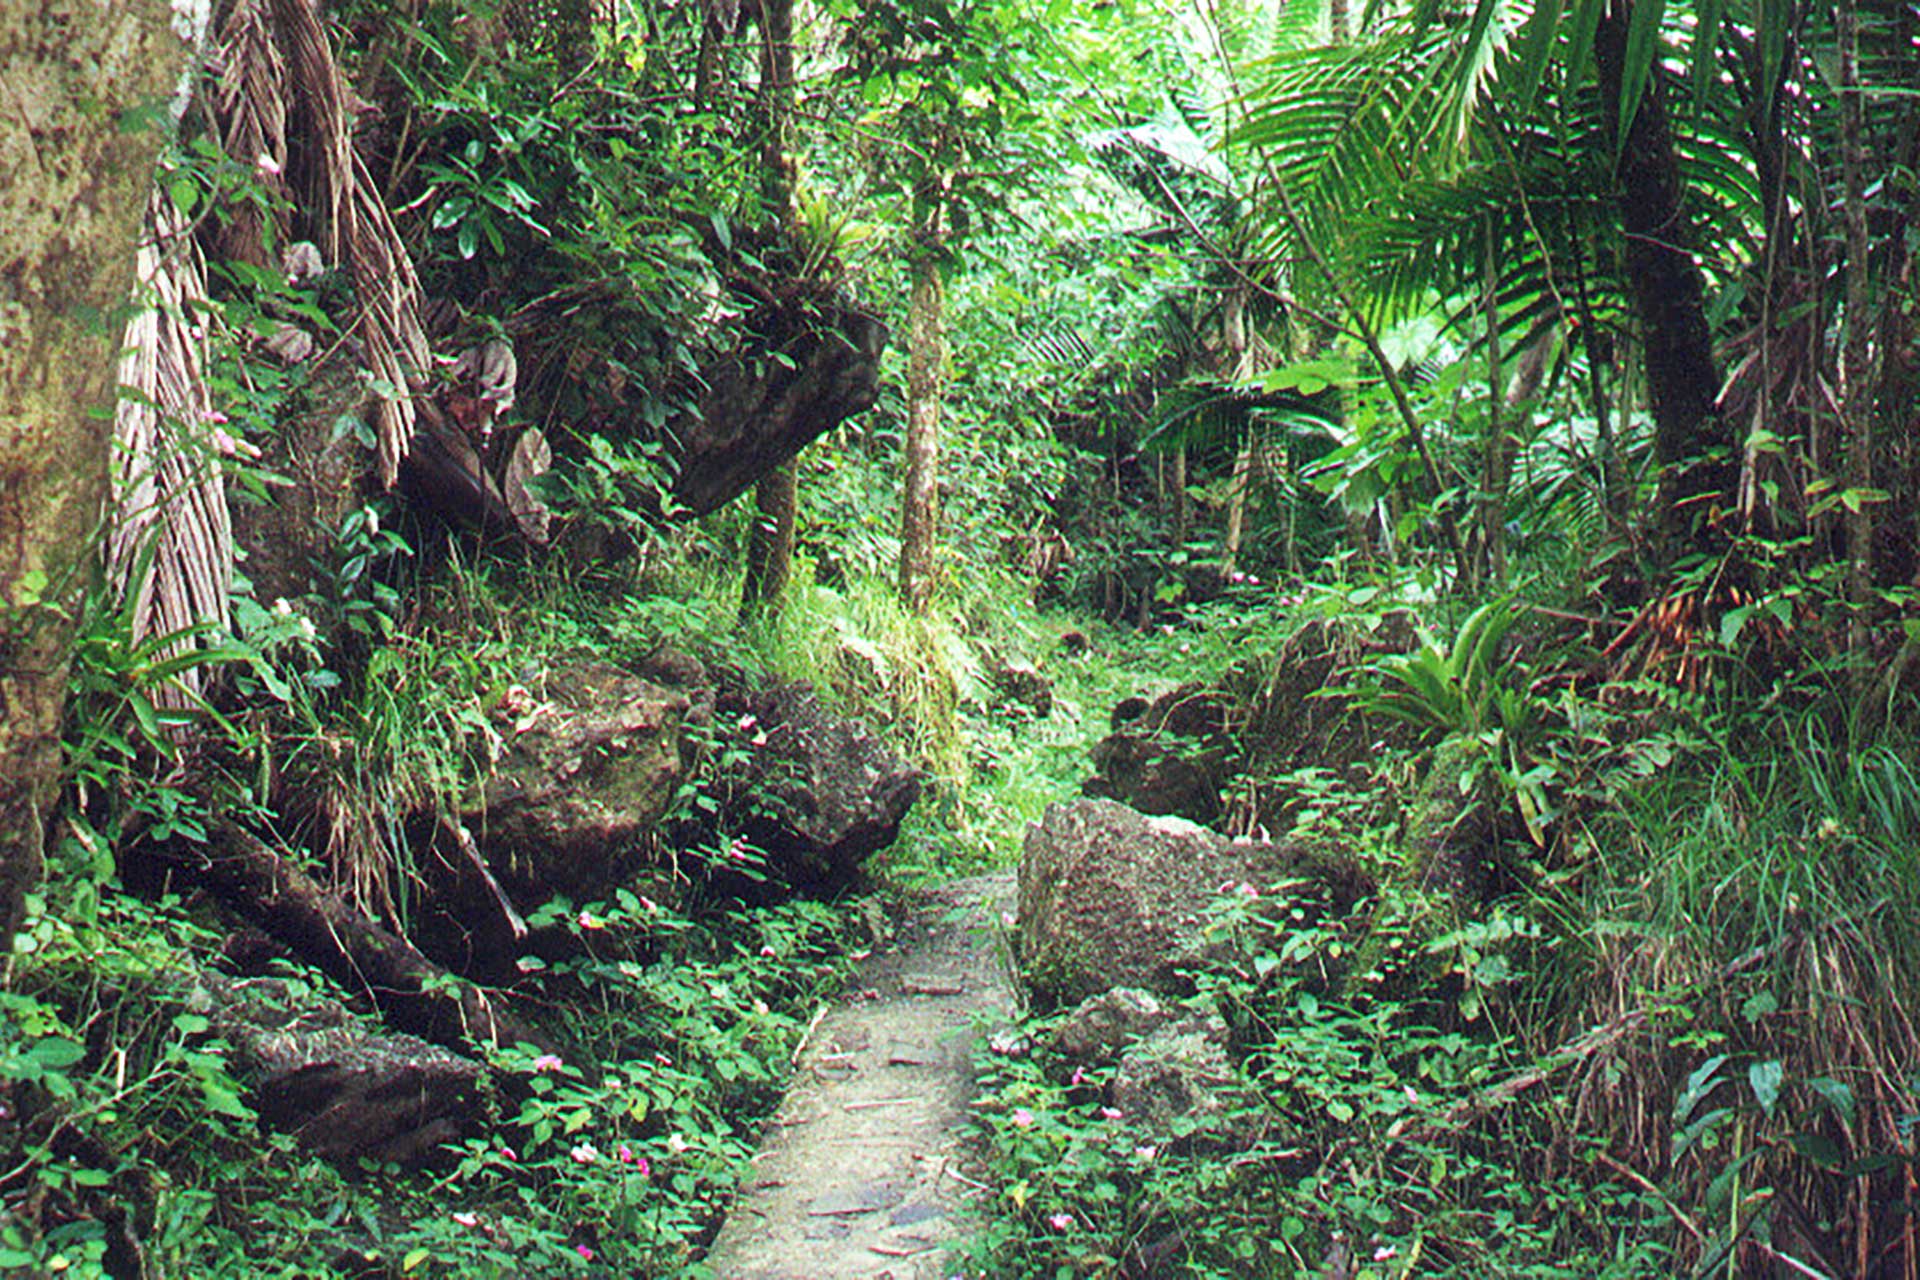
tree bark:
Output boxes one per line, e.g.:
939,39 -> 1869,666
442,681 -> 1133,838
1594,1 -> 1733,553
0,1 -> 194,952
1220,286 -> 1253,575
898,194 -> 947,614
740,459 -> 796,617
1837,0 -> 1875,666
741,0 -> 798,618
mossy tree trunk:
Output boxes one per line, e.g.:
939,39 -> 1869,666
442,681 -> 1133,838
0,1 -> 193,953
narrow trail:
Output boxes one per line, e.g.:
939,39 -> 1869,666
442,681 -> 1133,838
701,873 -> 1017,1279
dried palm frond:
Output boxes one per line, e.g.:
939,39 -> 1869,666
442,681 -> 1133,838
346,147 -> 432,489
267,0 -> 350,268
212,0 -> 289,267
109,186 -> 233,706
268,0 -> 429,488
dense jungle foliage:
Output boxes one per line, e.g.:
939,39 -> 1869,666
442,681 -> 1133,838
4,0 -> 1920,1276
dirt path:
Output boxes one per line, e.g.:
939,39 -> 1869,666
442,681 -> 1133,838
700,873 -> 1016,1280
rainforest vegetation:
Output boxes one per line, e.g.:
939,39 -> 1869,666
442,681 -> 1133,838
3,0 -> 1919,1276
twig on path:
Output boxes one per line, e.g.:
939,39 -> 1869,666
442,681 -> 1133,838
843,1097 -> 916,1111
792,1001 -> 829,1065
871,1242 -> 934,1257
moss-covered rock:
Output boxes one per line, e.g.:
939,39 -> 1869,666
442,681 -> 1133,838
1017,798 -> 1314,1011
468,661 -> 688,903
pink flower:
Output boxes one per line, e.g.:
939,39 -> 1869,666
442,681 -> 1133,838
255,152 -> 283,176
532,1053 -> 565,1074
639,896 -> 659,912
497,1145 -> 517,1162
666,1133 -> 689,1153
570,1142 -> 599,1164
452,1211 -> 479,1227
1048,1213 -> 1073,1231
1373,1245 -> 1397,1261
1100,1106 -> 1122,1120
201,409 -> 229,424
759,944 -> 777,957
617,1144 -> 638,1165
575,1243 -> 595,1261
1011,1108 -> 1035,1129
577,909 -> 605,930
1134,1145 -> 1157,1161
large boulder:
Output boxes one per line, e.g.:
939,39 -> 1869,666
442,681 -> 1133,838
467,661 -> 689,903
1018,798 -> 1309,1010
1083,684 -> 1235,825
710,683 -> 921,892
195,971 -> 481,1166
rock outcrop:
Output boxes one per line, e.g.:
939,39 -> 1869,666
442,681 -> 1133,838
1083,684 -> 1234,825
1109,1011 -> 1252,1146
1017,798 -> 1308,1010
467,661 -> 689,904
710,683 -> 921,892
197,971 -> 481,1166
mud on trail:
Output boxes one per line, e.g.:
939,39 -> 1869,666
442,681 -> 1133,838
701,874 -> 1016,1280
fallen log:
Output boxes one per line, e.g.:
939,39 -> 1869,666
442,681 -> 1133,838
131,819 -> 554,1057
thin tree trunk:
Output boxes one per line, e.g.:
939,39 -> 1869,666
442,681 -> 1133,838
1478,222 -> 1509,586
1172,446 -> 1189,545
0,1 -> 195,951
740,460 -> 796,617
898,172 -> 948,614
1220,286 -> 1252,575
741,0 -> 799,618
1838,0 -> 1875,669
1594,2 -> 1732,555
898,238 -> 945,612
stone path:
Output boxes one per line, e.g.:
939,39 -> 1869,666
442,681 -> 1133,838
700,874 -> 1016,1280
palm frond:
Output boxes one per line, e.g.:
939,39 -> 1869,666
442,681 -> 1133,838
213,0 -> 290,267
269,0 -> 430,489
110,188 -> 232,707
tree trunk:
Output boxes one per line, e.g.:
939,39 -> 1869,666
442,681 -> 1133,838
1477,224 -> 1509,586
0,1 -> 194,952
1837,0 -> 1875,668
898,195 -> 947,614
1220,286 -> 1253,575
132,821 -> 553,1055
741,0 -> 800,618
1171,445 -> 1189,545
1594,2 -> 1733,554
740,460 -> 796,617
